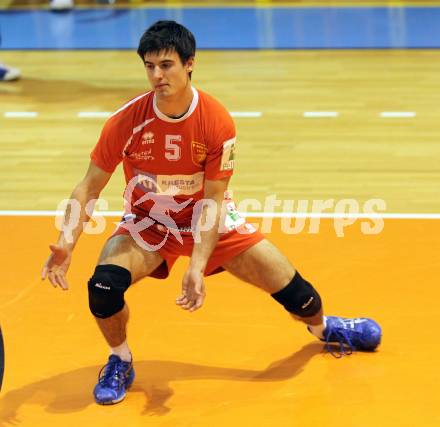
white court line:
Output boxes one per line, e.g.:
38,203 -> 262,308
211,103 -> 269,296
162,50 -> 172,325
380,112 -> 416,118
1,111 -> 420,120
0,210 -> 439,219
4,112 -> 38,118
229,111 -> 262,118
245,212 -> 440,219
77,111 -> 262,119
0,210 -> 123,216
77,112 -> 112,118
303,112 -> 339,118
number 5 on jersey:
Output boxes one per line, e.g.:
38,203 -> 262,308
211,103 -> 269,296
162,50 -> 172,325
165,135 -> 182,161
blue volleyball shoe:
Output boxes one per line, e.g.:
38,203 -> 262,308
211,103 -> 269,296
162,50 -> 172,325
312,316 -> 382,358
93,355 -> 135,404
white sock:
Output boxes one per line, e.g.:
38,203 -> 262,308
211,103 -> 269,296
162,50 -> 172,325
111,340 -> 132,363
308,316 -> 327,340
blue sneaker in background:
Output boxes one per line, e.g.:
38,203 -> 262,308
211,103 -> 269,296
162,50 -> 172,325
93,355 -> 135,405
318,316 -> 382,358
0,64 -> 20,82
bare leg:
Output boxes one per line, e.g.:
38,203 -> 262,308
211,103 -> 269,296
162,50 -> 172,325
222,239 -> 324,327
94,234 -> 164,348
96,304 -> 130,347
91,234 -> 166,404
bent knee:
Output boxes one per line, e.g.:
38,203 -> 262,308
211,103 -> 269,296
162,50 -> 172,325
88,264 -> 132,318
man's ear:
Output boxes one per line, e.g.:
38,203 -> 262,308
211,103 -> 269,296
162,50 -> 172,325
186,56 -> 195,72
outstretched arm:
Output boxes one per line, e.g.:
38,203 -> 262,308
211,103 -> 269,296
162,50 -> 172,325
41,161 -> 112,290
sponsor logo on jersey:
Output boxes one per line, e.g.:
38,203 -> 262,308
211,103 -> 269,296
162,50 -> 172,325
220,137 -> 236,171
130,148 -> 154,161
141,131 -> 155,145
133,169 -> 204,196
191,141 -> 207,167
158,172 -> 204,195
134,171 -> 158,192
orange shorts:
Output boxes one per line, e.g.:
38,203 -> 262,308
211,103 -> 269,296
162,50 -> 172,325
111,215 -> 265,279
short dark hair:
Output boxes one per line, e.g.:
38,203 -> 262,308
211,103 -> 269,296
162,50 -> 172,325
137,20 -> 196,65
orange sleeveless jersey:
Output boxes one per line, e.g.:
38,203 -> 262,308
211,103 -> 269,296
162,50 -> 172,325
91,88 -> 236,226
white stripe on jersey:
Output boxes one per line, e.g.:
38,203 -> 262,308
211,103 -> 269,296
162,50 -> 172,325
111,91 -> 152,117
133,117 -> 155,134
122,117 -> 155,158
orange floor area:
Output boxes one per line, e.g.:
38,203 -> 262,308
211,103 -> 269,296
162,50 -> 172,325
0,216 -> 439,426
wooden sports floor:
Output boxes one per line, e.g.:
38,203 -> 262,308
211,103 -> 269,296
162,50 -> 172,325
1,48 -> 440,426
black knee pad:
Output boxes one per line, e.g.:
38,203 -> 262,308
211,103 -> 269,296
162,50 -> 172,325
271,272 -> 322,318
88,264 -> 132,319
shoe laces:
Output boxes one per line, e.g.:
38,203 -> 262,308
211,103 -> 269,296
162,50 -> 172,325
98,357 -> 130,389
325,325 -> 354,358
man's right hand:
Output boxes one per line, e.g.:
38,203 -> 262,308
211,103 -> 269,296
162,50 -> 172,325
41,245 -> 72,290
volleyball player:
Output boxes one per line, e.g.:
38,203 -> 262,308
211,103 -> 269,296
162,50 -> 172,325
42,21 -> 381,405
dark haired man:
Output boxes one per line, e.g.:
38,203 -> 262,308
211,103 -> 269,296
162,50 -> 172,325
42,20 -> 381,405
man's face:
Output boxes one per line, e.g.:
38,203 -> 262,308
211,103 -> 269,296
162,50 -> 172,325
143,50 -> 193,98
